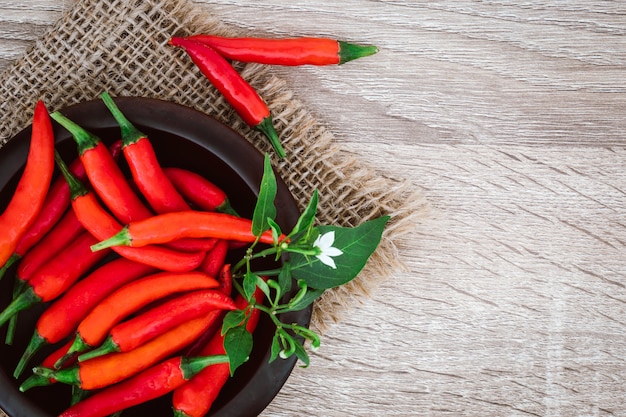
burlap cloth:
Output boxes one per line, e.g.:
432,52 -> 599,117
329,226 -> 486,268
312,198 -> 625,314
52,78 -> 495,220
0,0 -> 426,400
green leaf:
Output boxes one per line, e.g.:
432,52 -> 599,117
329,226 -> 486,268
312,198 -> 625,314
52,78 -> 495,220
252,153 -> 277,236
224,326 -> 253,376
277,261 -> 292,297
290,216 -> 390,289
243,272 -> 259,301
289,190 -> 318,239
270,332 -> 281,363
267,217 -> 282,246
293,341 -> 310,368
221,310 -> 247,336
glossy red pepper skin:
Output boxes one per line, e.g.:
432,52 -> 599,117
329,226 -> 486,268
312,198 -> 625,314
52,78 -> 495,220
57,354 -> 228,417
169,37 -> 285,159
19,339 -> 75,392
198,239 -> 230,278
187,35 -> 378,66
77,289 -> 236,361
172,290 -> 264,417
0,101 -> 55,266
54,152 -> 205,272
92,211 -> 280,251
163,167 -> 237,215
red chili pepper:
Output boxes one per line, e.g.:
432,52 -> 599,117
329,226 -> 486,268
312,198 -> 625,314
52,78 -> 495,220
19,339 -> 76,392
77,289 -> 236,362
91,211 -> 280,251
56,271 -> 219,366
0,231 -> 110,342
0,101 -> 55,267
55,152 -> 205,272
13,258 -> 157,379
169,37 -> 286,159
218,263 -> 233,296
37,312 -> 221,391
56,354 -> 229,417
198,239 -> 230,278
99,92 -> 218,253
172,289 -> 264,417
186,34 -> 378,66
50,111 -> 153,224
163,167 -> 238,216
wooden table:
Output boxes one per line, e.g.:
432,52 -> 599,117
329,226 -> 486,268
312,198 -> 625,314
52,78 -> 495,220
1,1 -> 625,416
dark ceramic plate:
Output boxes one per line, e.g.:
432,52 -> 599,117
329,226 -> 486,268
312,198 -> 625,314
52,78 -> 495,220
0,97 -> 309,417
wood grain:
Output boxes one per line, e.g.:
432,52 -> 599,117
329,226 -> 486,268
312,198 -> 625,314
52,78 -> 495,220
1,1 -> 625,416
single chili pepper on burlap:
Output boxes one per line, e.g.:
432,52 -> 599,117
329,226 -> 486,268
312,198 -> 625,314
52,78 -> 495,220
56,271 -> 219,368
50,111 -> 154,224
77,289 -> 236,362
172,289 -> 264,417
55,152 -> 205,272
13,258 -> 157,379
0,101 -> 55,268
169,37 -> 286,159
91,211 -> 280,252
99,92 -> 218,253
0,231 -> 109,333
55,354 -> 229,417
163,167 -> 238,216
19,339 -> 76,392
187,34 -> 378,66
38,312 -> 222,391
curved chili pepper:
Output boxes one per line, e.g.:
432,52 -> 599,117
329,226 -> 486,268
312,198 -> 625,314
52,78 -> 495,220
163,167 -> 238,216
14,258 -> 157,379
56,271 -> 219,367
50,111 -> 153,224
218,263 -> 233,296
38,312 -> 221,391
99,92 -> 218,253
77,289 -> 236,362
19,339 -> 76,392
172,289 -> 264,417
199,239 -> 230,278
54,152 -> 205,272
169,37 -> 286,159
55,354 -> 229,417
0,101 -> 55,267
91,211 -> 280,251
0,230 -> 110,361
187,34 -> 378,66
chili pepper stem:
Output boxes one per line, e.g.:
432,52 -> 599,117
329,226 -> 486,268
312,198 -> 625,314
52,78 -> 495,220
90,227 -> 132,251
256,116 -> 285,159
216,198 -> 239,217
100,92 -> 145,145
180,354 -> 230,380
19,374 -> 52,392
5,276 -> 27,345
55,334 -> 90,369
14,331 -> 47,379
172,410 -> 192,417
77,336 -> 119,362
0,286 -> 41,329
50,112 -> 99,155
33,365 -> 80,386
338,41 -> 378,64
0,253 -> 20,282
54,151 -> 88,198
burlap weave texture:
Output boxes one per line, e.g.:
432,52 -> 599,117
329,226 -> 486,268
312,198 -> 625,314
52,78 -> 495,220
0,0 -> 427,335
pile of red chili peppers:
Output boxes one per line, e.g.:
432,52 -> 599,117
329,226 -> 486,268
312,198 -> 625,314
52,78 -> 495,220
0,33 -> 378,417
169,34 -> 378,160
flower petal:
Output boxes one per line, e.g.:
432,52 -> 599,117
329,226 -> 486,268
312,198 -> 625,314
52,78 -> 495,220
317,253 -> 337,269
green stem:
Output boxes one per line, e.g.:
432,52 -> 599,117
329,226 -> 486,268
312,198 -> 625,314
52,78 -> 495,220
5,275 -> 26,345
14,331 -> 47,379
180,354 -> 229,380
100,92 -> 145,146
255,116 -> 286,159
55,151 -> 88,199
338,41 -> 378,64
90,227 -> 131,251
0,286 -> 40,329
55,334 -> 90,369
19,374 -> 52,392
77,336 -> 120,362
0,253 -> 20,282
50,112 -> 100,155
33,364 -> 81,386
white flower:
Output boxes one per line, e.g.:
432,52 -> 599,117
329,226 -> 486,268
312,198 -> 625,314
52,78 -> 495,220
312,231 -> 343,269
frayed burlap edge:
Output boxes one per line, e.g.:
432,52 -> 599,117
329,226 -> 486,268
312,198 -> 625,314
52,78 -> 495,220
0,0 -> 430,335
